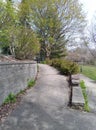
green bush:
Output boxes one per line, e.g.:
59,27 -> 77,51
52,59 -> 62,68
47,59 -> 79,75
46,59 -> 52,65
3,93 -> 16,104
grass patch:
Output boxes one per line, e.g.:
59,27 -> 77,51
27,79 -> 35,88
80,80 -> 90,112
81,65 -> 96,80
3,93 -> 16,104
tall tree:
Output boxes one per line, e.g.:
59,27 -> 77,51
0,0 -> 86,60
16,0 -> 40,59
30,0 -> 85,60
0,0 -> 17,55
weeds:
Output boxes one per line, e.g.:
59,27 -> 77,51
80,80 -> 90,112
27,79 -> 35,88
3,93 -> 16,104
3,79 -> 36,104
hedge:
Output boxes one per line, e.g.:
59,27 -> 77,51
46,59 -> 79,75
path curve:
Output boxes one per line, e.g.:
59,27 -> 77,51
1,64 -> 96,130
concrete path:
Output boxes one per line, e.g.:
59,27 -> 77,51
80,74 -> 96,112
1,64 -> 96,130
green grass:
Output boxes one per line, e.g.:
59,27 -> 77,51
80,80 -> 90,112
81,65 -> 96,80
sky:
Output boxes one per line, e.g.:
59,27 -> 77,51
79,0 -> 96,48
80,0 -> 96,23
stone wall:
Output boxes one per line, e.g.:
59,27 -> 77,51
0,61 -> 37,105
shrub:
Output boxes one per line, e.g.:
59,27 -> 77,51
48,59 -> 79,75
3,93 -> 16,104
52,59 -> 62,68
46,59 -> 52,65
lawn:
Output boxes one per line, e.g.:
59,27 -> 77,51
81,65 -> 96,81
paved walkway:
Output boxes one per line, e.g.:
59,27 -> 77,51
80,74 -> 96,112
1,64 -> 96,130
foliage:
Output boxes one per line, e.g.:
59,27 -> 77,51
27,79 -> 35,88
81,65 -> 96,80
15,0 -> 40,59
47,59 -> 79,75
0,0 -> 40,59
60,61 -> 79,75
15,26 -> 40,59
80,80 -> 90,112
30,0 -> 86,60
3,93 -> 16,104
0,0 -> 18,56
0,0 -> 86,60
46,59 -> 52,65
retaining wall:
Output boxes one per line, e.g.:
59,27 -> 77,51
0,61 -> 37,105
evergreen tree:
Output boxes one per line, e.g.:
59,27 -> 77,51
30,0 -> 85,60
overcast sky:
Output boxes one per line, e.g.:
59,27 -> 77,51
80,0 -> 96,23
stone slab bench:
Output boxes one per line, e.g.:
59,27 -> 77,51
67,74 -> 84,104
72,85 -> 84,104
